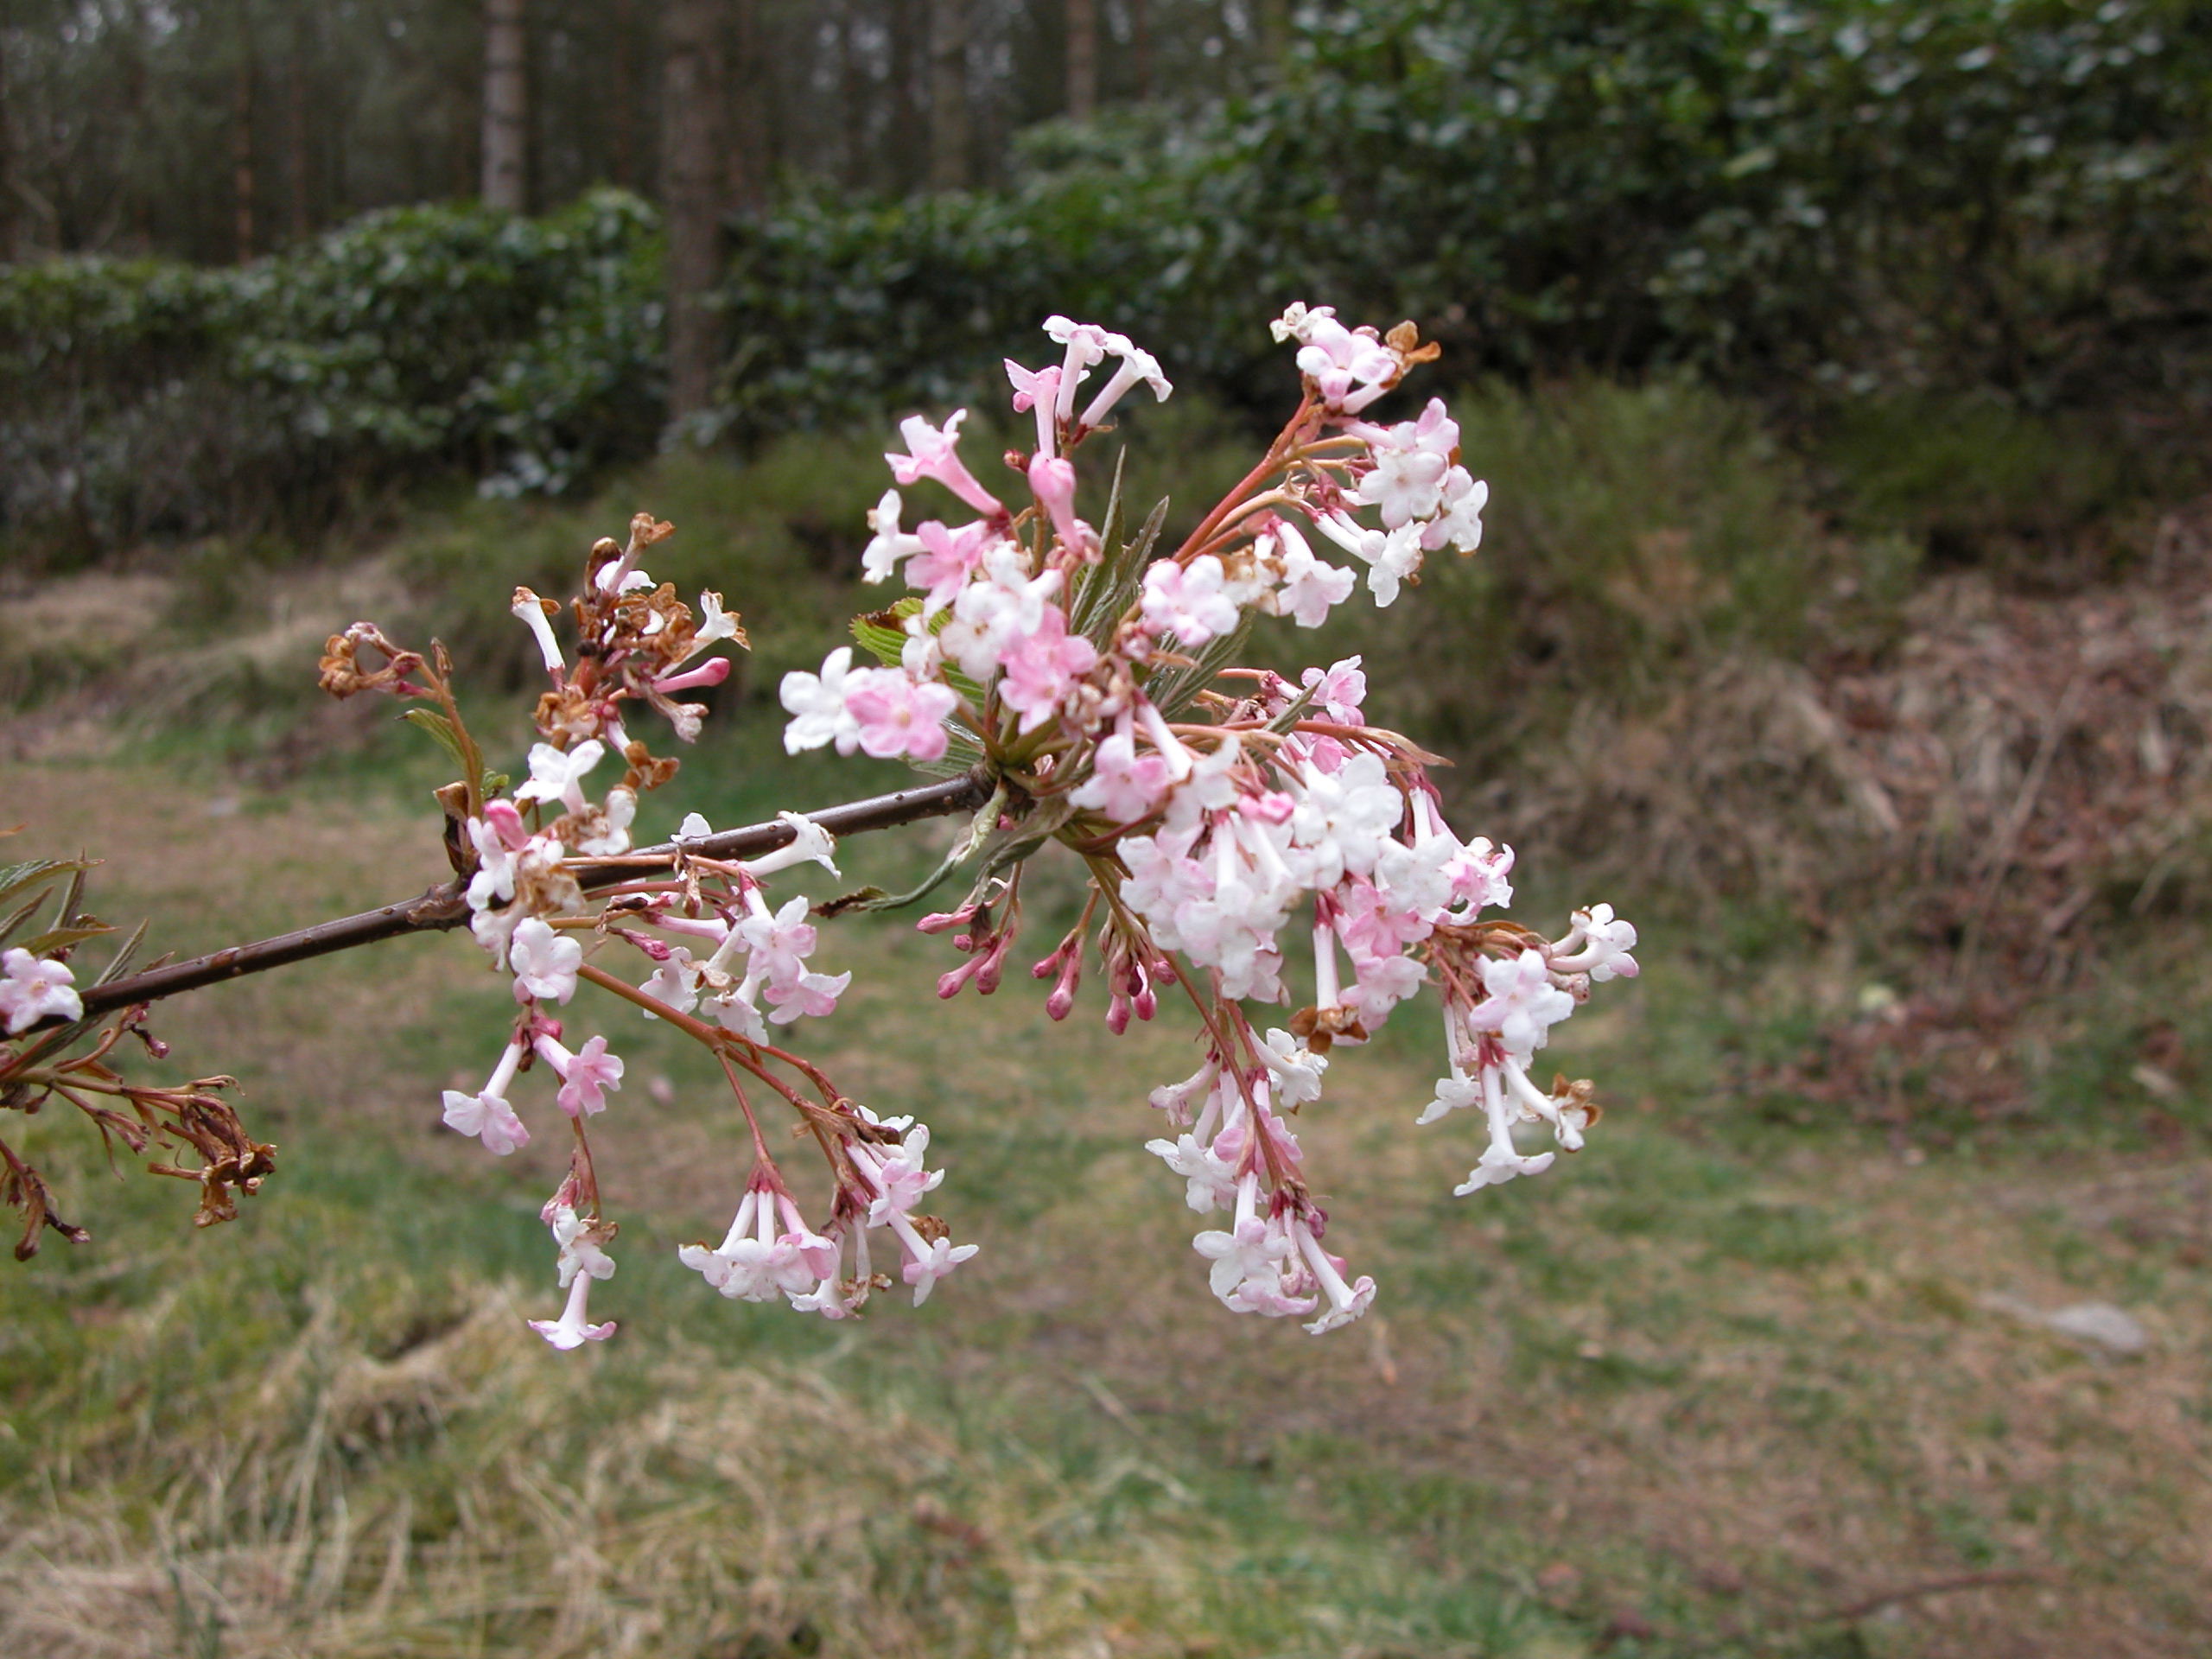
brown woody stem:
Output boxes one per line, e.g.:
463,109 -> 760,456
77,769 -> 995,1020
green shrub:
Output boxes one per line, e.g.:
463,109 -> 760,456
0,190 -> 662,563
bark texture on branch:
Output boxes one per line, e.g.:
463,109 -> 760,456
78,770 -> 995,1020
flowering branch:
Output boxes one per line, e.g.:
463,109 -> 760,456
4,302 -> 1643,1354
73,770 -> 993,1021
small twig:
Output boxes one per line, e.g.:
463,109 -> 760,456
74,769 -> 993,1020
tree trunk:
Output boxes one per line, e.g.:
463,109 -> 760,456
286,8 -> 313,239
727,0 -> 764,212
928,0 -> 967,192
1065,0 -> 1096,121
232,36 -> 256,262
837,0 -> 867,189
480,0 -> 529,211
613,0 -> 636,188
0,30 -> 16,261
1132,0 -> 1152,102
663,0 -> 728,422
888,0 -> 923,194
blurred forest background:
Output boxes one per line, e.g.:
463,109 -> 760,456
5,2 -> 2212,1656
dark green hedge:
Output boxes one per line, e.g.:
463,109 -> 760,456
721,0 -> 2212,425
5,0 -> 2208,556
0,190 -> 661,551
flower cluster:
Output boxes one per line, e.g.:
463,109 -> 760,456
287,302 -> 1638,1352
753,307 -> 1637,1338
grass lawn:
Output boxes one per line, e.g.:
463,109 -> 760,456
2,750 -> 2206,1659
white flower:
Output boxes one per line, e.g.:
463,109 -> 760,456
1146,1132 -> 1240,1212
509,916 -> 582,1004
441,1038 -> 530,1154
1465,949 -> 1575,1058
1263,524 -> 1356,627
1352,445 -> 1450,529
695,588 -> 744,647
515,740 -> 605,816
0,948 -> 81,1033
511,588 -> 564,676
900,1233 -> 981,1306
1255,1028 -> 1329,1108
1424,467 -> 1488,554
548,1204 -> 616,1287
1551,903 -> 1639,982
572,785 -> 636,856
639,945 -> 702,1016
1077,333 -> 1173,428
1313,512 -> 1426,607
780,646 -> 861,755
738,811 -> 840,880
861,489 -> 925,583
1417,1071 -> 1483,1127
528,1272 -> 616,1350
1453,1067 -> 1558,1194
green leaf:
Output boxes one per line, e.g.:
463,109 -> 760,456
0,896 -> 44,949
851,598 -> 922,669
0,858 -> 91,912
1146,613 -> 1255,721
1071,492 -> 1172,650
14,922 -> 117,957
398,708 -> 468,770
92,918 -> 151,986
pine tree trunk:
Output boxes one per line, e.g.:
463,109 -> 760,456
888,0 -> 923,194
286,9 -> 313,239
613,0 -> 636,188
1065,0 -> 1096,121
728,0 -> 764,212
1132,0 -> 1152,102
838,0 -> 867,189
232,42 -> 256,262
480,0 -> 529,211
928,0 -> 968,192
663,0 -> 728,422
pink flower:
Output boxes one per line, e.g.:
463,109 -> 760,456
1027,453 -> 1090,553
536,1031 -> 626,1117
1300,656 -> 1368,723
844,668 -> 959,761
765,968 -> 851,1024
1005,359 -> 1063,454
907,519 -> 995,613
738,892 -> 818,988
1141,556 -> 1240,646
1070,730 -> 1173,823
997,609 -> 1098,733
651,655 -> 731,696
886,409 -> 1004,518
